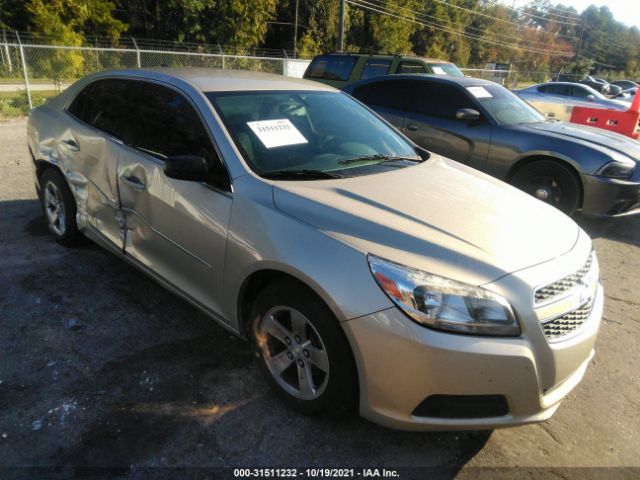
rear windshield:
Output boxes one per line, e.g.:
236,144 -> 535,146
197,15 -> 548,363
428,63 -> 464,77
304,55 -> 357,81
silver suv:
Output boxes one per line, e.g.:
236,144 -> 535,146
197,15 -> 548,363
28,68 -> 603,430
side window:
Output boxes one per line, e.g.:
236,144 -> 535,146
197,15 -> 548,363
538,85 -> 549,93
548,84 -> 570,96
131,82 -> 225,176
67,79 -> 133,141
351,80 -> 407,110
397,61 -> 427,74
304,58 -> 329,78
360,59 -> 392,80
304,55 -> 357,81
572,86 -> 590,98
434,85 -> 475,119
405,81 -> 439,116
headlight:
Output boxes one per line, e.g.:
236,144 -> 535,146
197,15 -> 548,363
368,255 -> 520,336
597,153 -> 636,179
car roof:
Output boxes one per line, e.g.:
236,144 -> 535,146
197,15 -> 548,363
321,53 -> 454,63
344,73 -> 495,90
92,67 -> 337,93
535,82 -> 588,87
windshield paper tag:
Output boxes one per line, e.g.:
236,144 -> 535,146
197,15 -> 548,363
247,119 -> 308,149
431,66 -> 446,75
467,86 -> 492,99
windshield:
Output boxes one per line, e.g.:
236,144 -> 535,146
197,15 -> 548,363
429,63 -> 464,77
471,84 -> 546,125
207,91 -> 420,179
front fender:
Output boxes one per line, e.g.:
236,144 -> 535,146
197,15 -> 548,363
220,175 -> 392,331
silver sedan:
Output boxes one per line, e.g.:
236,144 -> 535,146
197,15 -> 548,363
28,68 -> 602,430
515,82 -> 629,121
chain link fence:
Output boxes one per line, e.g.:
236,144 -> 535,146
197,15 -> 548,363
0,35 -> 311,117
460,68 -> 520,88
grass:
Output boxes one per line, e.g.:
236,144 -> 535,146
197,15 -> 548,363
0,90 -> 59,119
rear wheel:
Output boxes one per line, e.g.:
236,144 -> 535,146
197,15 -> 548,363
511,160 -> 581,216
39,168 -> 84,247
249,280 -> 357,415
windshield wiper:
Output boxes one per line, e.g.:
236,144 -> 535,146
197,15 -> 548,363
339,154 -> 423,165
260,169 -> 343,180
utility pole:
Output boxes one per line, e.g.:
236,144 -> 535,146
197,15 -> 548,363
293,0 -> 299,59
338,0 -> 345,52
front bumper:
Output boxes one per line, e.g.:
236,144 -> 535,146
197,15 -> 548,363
342,284 -> 603,431
581,170 -> 640,217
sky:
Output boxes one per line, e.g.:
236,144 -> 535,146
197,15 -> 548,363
512,0 -> 640,29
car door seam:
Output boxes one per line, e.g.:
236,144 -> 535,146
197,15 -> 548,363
121,207 -> 212,268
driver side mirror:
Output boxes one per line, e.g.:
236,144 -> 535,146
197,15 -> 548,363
164,155 -> 209,182
456,108 -> 481,121
587,95 -> 595,101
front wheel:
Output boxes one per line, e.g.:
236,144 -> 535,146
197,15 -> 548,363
511,160 -> 581,216
249,280 -> 357,416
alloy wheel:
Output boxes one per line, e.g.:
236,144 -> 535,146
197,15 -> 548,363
258,306 -> 330,400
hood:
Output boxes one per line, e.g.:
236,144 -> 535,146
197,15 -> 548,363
272,157 -> 580,286
520,121 -> 640,161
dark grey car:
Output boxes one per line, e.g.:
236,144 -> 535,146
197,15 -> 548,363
343,75 -> 640,216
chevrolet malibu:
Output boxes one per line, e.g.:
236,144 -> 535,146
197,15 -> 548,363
28,68 -> 603,430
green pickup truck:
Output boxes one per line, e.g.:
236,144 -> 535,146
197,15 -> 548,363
303,53 -> 464,88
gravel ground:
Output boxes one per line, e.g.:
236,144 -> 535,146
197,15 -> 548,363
1,118 -> 639,479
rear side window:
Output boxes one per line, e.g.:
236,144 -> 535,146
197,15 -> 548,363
397,61 -> 426,74
360,59 -> 392,80
304,55 -> 357,81
67,79 -> 133,141
405,81 -> 475,119
404,81 -> 439,116
130,82 -> 224,175
351,80 -> 408,110
544,84 -> 571,96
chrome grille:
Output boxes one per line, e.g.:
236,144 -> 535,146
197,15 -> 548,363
542,301 -> 593,340
534,252 -> 594,305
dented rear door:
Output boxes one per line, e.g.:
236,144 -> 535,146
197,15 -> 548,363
58,79 -> 136,248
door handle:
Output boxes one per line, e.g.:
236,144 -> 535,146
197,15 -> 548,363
120,175 -> 146,191
407,124 -> 419,131
62,138 -> 80,151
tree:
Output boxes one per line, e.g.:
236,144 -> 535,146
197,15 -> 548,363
296,0 -> 343,57
24,0 -> 125,81
0,0 -> 30,32
27,0 -> 126,44
355,0 -> 416,54
114,0 -> 277,50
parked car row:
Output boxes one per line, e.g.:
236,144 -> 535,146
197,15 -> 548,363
554,74 -> 628,97
28,64 -> 630,432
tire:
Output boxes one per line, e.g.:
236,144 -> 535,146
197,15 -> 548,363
39,168 -> 84,247
511,160 -> 581,216
249,279 -> 357,416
